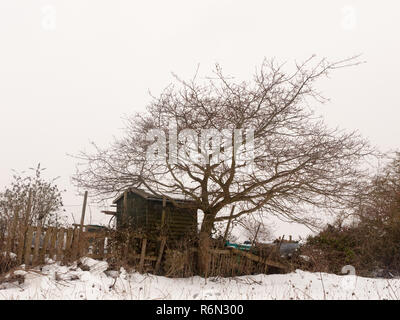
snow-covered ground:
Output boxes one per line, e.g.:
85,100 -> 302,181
0,257 -> 400,300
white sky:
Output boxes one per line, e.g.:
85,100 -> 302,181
1,1 -> 399,240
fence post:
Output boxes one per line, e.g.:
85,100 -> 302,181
251,223 -> 261,247
222,205 -> 235,244
139,238 -> 147,272
17,191 -> 33,265
64,228 -> 74,263
32,225 -> 42,265
16,225 -> 25,265
49,227 -> 58,260
80,191 -> 88,231
24,226 -> 34,266
97,233 -> 105,259
155,236 -> 167,274
74,191 -> 88,261
56,228 -> 65,261
6,208 -> 19,254
71,227 -> 80,261
40,227 -> 51,264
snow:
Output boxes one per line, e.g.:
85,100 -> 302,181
1,252 -> 17,259
1,257 -> 400,300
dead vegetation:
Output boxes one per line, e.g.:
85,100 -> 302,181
290,153 -> 400,278
98,228 -> 288,278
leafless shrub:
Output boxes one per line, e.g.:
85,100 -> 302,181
292,153 -> 400,277
0,164 -> 66,228
0,253 -> 18,276
237,215 -> 274,244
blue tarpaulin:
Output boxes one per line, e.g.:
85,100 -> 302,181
224,241 -> 252,251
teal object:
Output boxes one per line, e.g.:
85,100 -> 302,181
225,241 -> 251,251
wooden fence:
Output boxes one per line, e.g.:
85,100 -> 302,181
3,224 -> 99,265
1,221 -> 169,274
1,221 -> 286,276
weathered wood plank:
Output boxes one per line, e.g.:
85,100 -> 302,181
228,247 -> 287,270
97,237 -> 105,259
64,228 -> 74,262
130,254 -> 157,261
84,232 -> 109,239
155,237 -> 167,273
210,248 -> 232,255
40,227 -> 52,264
32,226 -> 42,265
16,224 -> 26,265
6,209 -> 19,254
79,231 -> 88,257
70,227 -> 80,261
56,228 -> 65,261
80,191 -> 88,231
139,238 -> 147,271
48,227 -> 58,260
74,228 -> 83,260
24,226 -> 34,265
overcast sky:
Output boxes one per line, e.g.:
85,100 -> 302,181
1,1 -> 399,239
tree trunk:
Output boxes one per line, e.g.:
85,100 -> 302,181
198,213 -> 214,277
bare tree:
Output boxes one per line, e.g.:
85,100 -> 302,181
73,56 -> 372,274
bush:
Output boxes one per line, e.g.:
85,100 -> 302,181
0,253 -> 18,275
292,153 -> 400,277
0,164 -> 65,228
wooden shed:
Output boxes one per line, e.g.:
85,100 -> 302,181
107,188 -> 198,239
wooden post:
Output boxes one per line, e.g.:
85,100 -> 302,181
79,231 -> 89,258
40,227 -> 52,264
71,227 -> 80,261
16,226 -> 25,265
17,191 -> 33,265
139,238 -> 147,272
64,228 -> 74,263
76,191 -> 88,260
123,232 -> 130,263
49,227 -> 58,260
80,191 -> 88,231
24,226 -> 34,266
6,209 -> 19,254
161,197 -> 166,233
97,236 -> 105,259
155,236 -> 167,273
252,223 -> 261,246
32,226 -> 42,265
56,228 -> 65,261
222,205 -> 235,244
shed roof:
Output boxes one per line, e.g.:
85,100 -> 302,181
112,187 -> 196,204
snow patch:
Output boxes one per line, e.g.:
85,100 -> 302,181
0,257 -> 399,300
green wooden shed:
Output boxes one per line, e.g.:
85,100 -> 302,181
110,188 -> 198,239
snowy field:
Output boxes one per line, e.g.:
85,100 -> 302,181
0,257 -> 400,300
